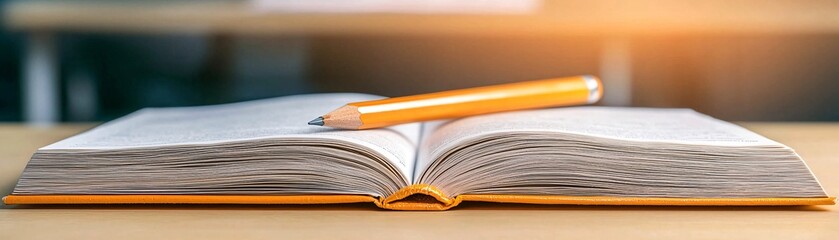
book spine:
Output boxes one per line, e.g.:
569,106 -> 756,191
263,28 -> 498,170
377,184 -> 460,210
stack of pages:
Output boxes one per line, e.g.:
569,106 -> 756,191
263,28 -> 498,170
4,93 -> 833,210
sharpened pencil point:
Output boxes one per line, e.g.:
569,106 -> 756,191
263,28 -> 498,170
308,116 -> 324,126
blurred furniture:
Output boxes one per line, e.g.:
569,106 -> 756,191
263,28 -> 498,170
5,0 -> 839,123
1,122 -> 838,238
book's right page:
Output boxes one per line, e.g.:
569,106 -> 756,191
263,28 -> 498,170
413,107 -> 830,203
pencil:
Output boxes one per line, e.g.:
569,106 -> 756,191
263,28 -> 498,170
308,75 -> 603,129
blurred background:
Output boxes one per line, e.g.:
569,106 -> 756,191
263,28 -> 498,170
1,0 -> 838,124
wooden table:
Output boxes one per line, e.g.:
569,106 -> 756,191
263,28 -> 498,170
1,123 -> 837,239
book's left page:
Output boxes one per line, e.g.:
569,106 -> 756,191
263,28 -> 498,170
13,93 -> 420,198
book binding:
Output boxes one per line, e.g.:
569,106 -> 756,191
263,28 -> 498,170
4,184 -> 835,210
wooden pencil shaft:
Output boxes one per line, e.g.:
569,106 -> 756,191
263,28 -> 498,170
322,75 -> 602,129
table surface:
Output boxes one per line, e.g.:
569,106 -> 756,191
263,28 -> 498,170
1,123 -> 837,239
6,0 -> 839,35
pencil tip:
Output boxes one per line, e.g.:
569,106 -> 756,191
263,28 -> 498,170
308,116 -> 324,126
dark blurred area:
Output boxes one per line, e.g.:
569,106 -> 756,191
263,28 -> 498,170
1,0 -> 838,123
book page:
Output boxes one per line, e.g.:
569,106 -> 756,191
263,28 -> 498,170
41,93 -> 421,182
415,107 -> 782,180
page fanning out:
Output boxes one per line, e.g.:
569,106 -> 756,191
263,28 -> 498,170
414,106 -> 783,181
41,93 -> 422,182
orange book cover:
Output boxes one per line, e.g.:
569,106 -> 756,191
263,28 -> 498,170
4,184 -> 835,211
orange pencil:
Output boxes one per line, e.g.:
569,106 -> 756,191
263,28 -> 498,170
308,75 -> 603,129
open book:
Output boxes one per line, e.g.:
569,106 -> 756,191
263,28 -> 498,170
4,93 -> 834,210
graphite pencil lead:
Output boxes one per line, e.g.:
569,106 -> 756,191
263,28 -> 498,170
308,116 -> 325,126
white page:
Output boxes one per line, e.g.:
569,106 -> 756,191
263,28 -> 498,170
41,93 -> 421,181
415,107 -> 782,180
